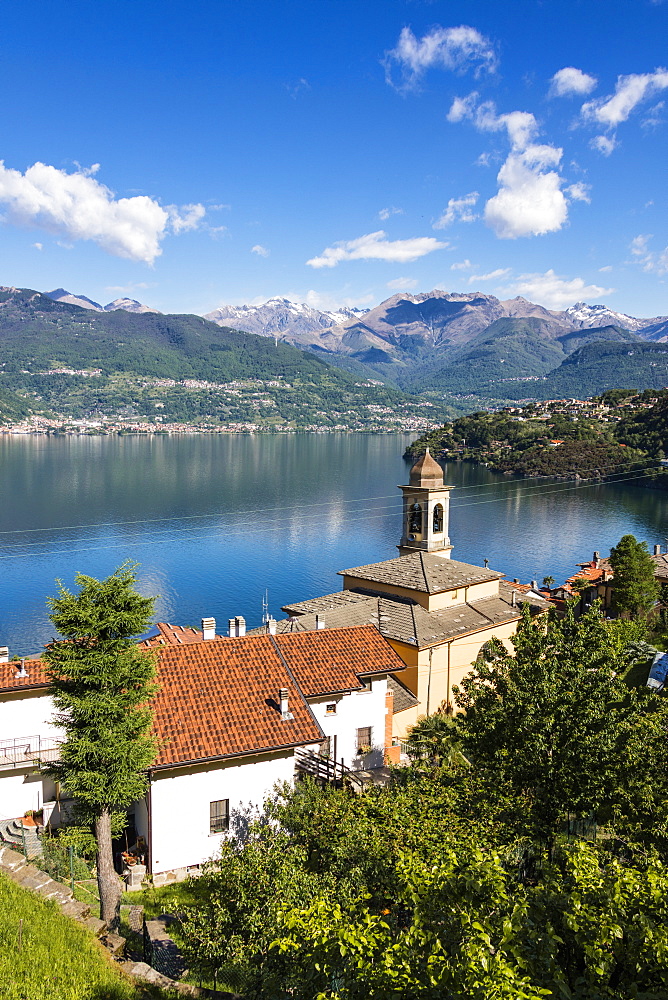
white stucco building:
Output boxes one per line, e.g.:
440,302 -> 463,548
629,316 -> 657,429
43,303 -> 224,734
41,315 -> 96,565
0,625 -> 404,880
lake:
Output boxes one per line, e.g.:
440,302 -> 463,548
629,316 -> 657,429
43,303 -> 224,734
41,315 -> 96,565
1,432 -> 667,655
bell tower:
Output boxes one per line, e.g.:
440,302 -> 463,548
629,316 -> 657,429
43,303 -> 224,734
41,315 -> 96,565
398,448 -> 453,559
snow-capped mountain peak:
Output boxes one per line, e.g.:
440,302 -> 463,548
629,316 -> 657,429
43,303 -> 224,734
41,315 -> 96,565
564,302 -> 646,332
202,297 -> 369,340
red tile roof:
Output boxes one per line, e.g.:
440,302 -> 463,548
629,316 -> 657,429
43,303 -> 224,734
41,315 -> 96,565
0,627 -> 404,770
139,623 -> 213,648
151,635 -> 321,768
151,625 -> 404,768
0,660 -> 47,693
274,625 -> 405,696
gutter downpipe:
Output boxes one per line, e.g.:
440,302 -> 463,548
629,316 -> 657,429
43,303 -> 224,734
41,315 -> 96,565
446,642 -> 452,715
426,647 -> 433,715
146,775 -> 153,877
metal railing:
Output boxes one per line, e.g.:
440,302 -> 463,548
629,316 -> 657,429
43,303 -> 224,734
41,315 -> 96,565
294,748 -> 366,789
0,735 -> 62,768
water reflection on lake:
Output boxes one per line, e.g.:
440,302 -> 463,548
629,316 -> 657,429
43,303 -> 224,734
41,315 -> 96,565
0,433 -> 666,654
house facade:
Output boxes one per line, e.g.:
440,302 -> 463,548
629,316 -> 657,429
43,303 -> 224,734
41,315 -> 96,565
0,625 -> 404,880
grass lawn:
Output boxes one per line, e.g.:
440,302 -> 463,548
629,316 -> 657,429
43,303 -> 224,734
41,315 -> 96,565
120,881 -> 198,919
0,873 -> 169,1000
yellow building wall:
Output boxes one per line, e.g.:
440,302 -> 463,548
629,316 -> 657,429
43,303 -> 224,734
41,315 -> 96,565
342,574 -> 500,612
426,578 -> 500,611
342,575 -> 432,609
390,618 -> 520,740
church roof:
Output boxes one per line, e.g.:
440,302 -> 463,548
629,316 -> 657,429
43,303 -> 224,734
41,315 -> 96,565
409,448 -> 446,488
271,581 -> 549,649
338,551 -> 503,595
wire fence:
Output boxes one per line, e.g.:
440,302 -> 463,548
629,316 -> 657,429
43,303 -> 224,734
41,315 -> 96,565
7,824 -> 100,907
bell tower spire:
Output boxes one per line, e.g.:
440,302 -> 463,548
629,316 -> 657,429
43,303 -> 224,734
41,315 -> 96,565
398,448 -> 453,559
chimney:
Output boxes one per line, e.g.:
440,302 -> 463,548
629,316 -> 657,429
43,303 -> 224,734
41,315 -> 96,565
315,614 -> 326,630
279,687 -> 293,720
655,544 -> 661,556
0,646 -> 8,663
15,658 -> 28,678
201,617 -> 216,640
513,578 -> 519,584
266,618 -> 277,635
511,590 -> 517,607
236,616 -> 246,637
594,551 -> 600,568
531,580 -> 538,591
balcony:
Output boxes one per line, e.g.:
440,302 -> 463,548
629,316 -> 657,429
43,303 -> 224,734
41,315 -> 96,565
0,735 -> 62,770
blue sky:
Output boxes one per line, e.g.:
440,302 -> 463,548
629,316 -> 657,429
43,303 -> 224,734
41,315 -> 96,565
0,0 -> 666,317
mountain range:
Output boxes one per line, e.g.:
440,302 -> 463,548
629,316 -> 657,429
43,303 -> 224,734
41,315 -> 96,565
0,286 -> 447,430
11,284 -> 668,405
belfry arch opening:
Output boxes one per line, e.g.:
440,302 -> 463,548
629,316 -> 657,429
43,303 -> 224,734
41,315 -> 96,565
408,502 -> 422,535
433,503 -> 444,533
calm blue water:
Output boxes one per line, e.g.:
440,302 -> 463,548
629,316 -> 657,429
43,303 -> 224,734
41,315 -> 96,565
1,433 -> 667,655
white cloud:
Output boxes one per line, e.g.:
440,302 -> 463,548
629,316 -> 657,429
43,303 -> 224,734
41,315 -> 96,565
0,161 -> 204,263
167,203 -> 205,234
642,100 -> 665,129
105,281 -> 152,293
446,95 -> 572,239
582,69 -> 668,127
565,182 -> 591,203
484,145 -> 568,238
451,259 -> 473,270
447,91 -> 480,122
285,78 -> 310,99
501,269 -> 615,310
468,268 -> 511,283
630,234 -> 652,257
306,230 -> 447,268
384,25 -> 497,91
590,134 -> 617,156
387,276 -> 419,290
549,67 -> 597,97
32,241 -> 43,250
251,244 -> 270,257
433,191 -> 479,228
303,289 -> 376,311
452,96 -> 539,148
378,206 -> 404,221
629,233 -> 668,275
598,265 -> 613,273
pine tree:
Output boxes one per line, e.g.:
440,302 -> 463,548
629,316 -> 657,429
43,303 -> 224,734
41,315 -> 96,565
44,563 -> 158,930
609,533 -> 660,619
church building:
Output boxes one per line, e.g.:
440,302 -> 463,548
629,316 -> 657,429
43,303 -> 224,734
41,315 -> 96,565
259,449 -> 549,737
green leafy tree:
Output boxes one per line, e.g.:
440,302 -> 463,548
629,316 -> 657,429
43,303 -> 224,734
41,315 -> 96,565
453,604 -> 639,850
271,840 -> 668,999
609,533 -> 660,618
44,563 -> 158,930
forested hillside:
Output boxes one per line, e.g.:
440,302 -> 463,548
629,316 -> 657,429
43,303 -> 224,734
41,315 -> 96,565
407,390 -> 668,484
0,288 -> 450,430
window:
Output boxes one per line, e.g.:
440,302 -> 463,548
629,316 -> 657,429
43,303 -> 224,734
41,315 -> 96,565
356,726 -> 372,752
209,799 -> 229,834
325,703 -> 337,715
433,503 -> 444,533
408,502 -> 422,534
